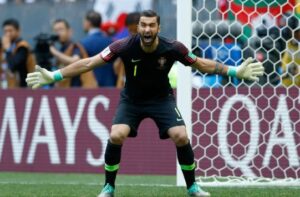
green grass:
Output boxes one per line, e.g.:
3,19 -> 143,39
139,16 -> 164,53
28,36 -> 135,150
0,172 -> 299,197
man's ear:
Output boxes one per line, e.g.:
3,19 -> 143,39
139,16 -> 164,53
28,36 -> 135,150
158,25 -> 161,33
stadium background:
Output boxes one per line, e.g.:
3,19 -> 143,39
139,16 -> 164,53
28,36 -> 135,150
1,0 -> 300,196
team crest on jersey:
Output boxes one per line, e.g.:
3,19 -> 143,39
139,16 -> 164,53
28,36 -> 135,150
157,57 -> 167,70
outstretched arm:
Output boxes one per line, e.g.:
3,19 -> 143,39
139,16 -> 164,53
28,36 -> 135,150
191,57 -> 264,82
173,41 -> 264,82
60,54 -> 104,78
191,57 -> 228,75
26,54 -> 105,89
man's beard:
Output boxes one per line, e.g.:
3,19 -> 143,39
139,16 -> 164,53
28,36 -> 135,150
140,32 -> 158,46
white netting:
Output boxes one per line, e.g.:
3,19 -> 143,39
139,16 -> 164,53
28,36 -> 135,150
190,0 -> 300,186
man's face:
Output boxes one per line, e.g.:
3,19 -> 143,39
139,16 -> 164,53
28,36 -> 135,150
3,25 -> 19,41
138,16 -> 160,46
53,22 -> 71,43
83,19 -> 91,33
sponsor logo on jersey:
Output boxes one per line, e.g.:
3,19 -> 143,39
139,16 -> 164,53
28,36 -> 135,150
131,58 -> 141,63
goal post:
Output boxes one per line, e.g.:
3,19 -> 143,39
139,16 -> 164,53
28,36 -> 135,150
176,0 -> 193,187
176,0 -> 300,187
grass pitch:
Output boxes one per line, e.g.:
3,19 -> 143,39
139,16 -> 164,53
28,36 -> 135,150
0,172 -> 299,197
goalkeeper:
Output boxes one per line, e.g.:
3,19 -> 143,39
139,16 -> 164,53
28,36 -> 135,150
26,10 -> 264,197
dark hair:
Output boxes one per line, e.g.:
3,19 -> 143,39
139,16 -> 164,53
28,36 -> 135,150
140,10 -> 160,25
125,12 -> 141,26
2,18 -> 19,30
85,10 -> 102,27
53,19 -> 70,29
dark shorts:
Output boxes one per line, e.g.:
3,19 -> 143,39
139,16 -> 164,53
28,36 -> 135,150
113,94 -> 185,139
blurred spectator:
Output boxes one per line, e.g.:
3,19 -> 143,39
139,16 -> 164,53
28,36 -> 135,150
81,10 -> 116,87
125,12 -> 140,35
281,16 -> 300,87
192,20 -> 243,87
0,0 -> 36,4
113,12 -> 141,89
101,21 -> 118,37
115,13 -> 127,34
251,25 -> 281,86
50,19 -> 97,88
0,18 -> 35,88
114,12 -> 140,40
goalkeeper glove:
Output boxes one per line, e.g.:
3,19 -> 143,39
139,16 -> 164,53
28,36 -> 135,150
26,65 -> 63,89
227,57 -> 264,82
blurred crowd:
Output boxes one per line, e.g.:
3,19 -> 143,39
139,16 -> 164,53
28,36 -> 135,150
1,4 -> 300,89
0,0 -> 79,4
192,12 -> 300,88
0,10 -> 140,89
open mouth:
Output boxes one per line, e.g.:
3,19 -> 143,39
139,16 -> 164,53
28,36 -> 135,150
143,35 -> 153,43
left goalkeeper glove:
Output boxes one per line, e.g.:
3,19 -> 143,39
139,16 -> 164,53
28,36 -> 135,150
26,65 -> 63,89
227,57 -> 264,82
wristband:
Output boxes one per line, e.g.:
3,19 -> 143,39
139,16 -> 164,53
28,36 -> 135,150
227,67 -> 237,77
53,70 -> 63,81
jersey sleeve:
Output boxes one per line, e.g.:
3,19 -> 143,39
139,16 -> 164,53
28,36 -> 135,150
172,41 -> 197,66
100,37 -> 129,62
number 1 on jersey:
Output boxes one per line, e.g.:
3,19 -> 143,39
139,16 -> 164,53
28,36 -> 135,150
134,65 -> 137,77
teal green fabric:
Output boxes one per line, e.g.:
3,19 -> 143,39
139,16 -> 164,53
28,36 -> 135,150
227,67 -> 237,77
53,70 -> 63,81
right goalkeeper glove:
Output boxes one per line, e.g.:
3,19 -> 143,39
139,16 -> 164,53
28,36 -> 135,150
227,57 -> 264,82
26,65 -> 63,89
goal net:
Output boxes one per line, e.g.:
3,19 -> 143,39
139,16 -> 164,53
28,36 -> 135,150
176,0 -> 300,187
